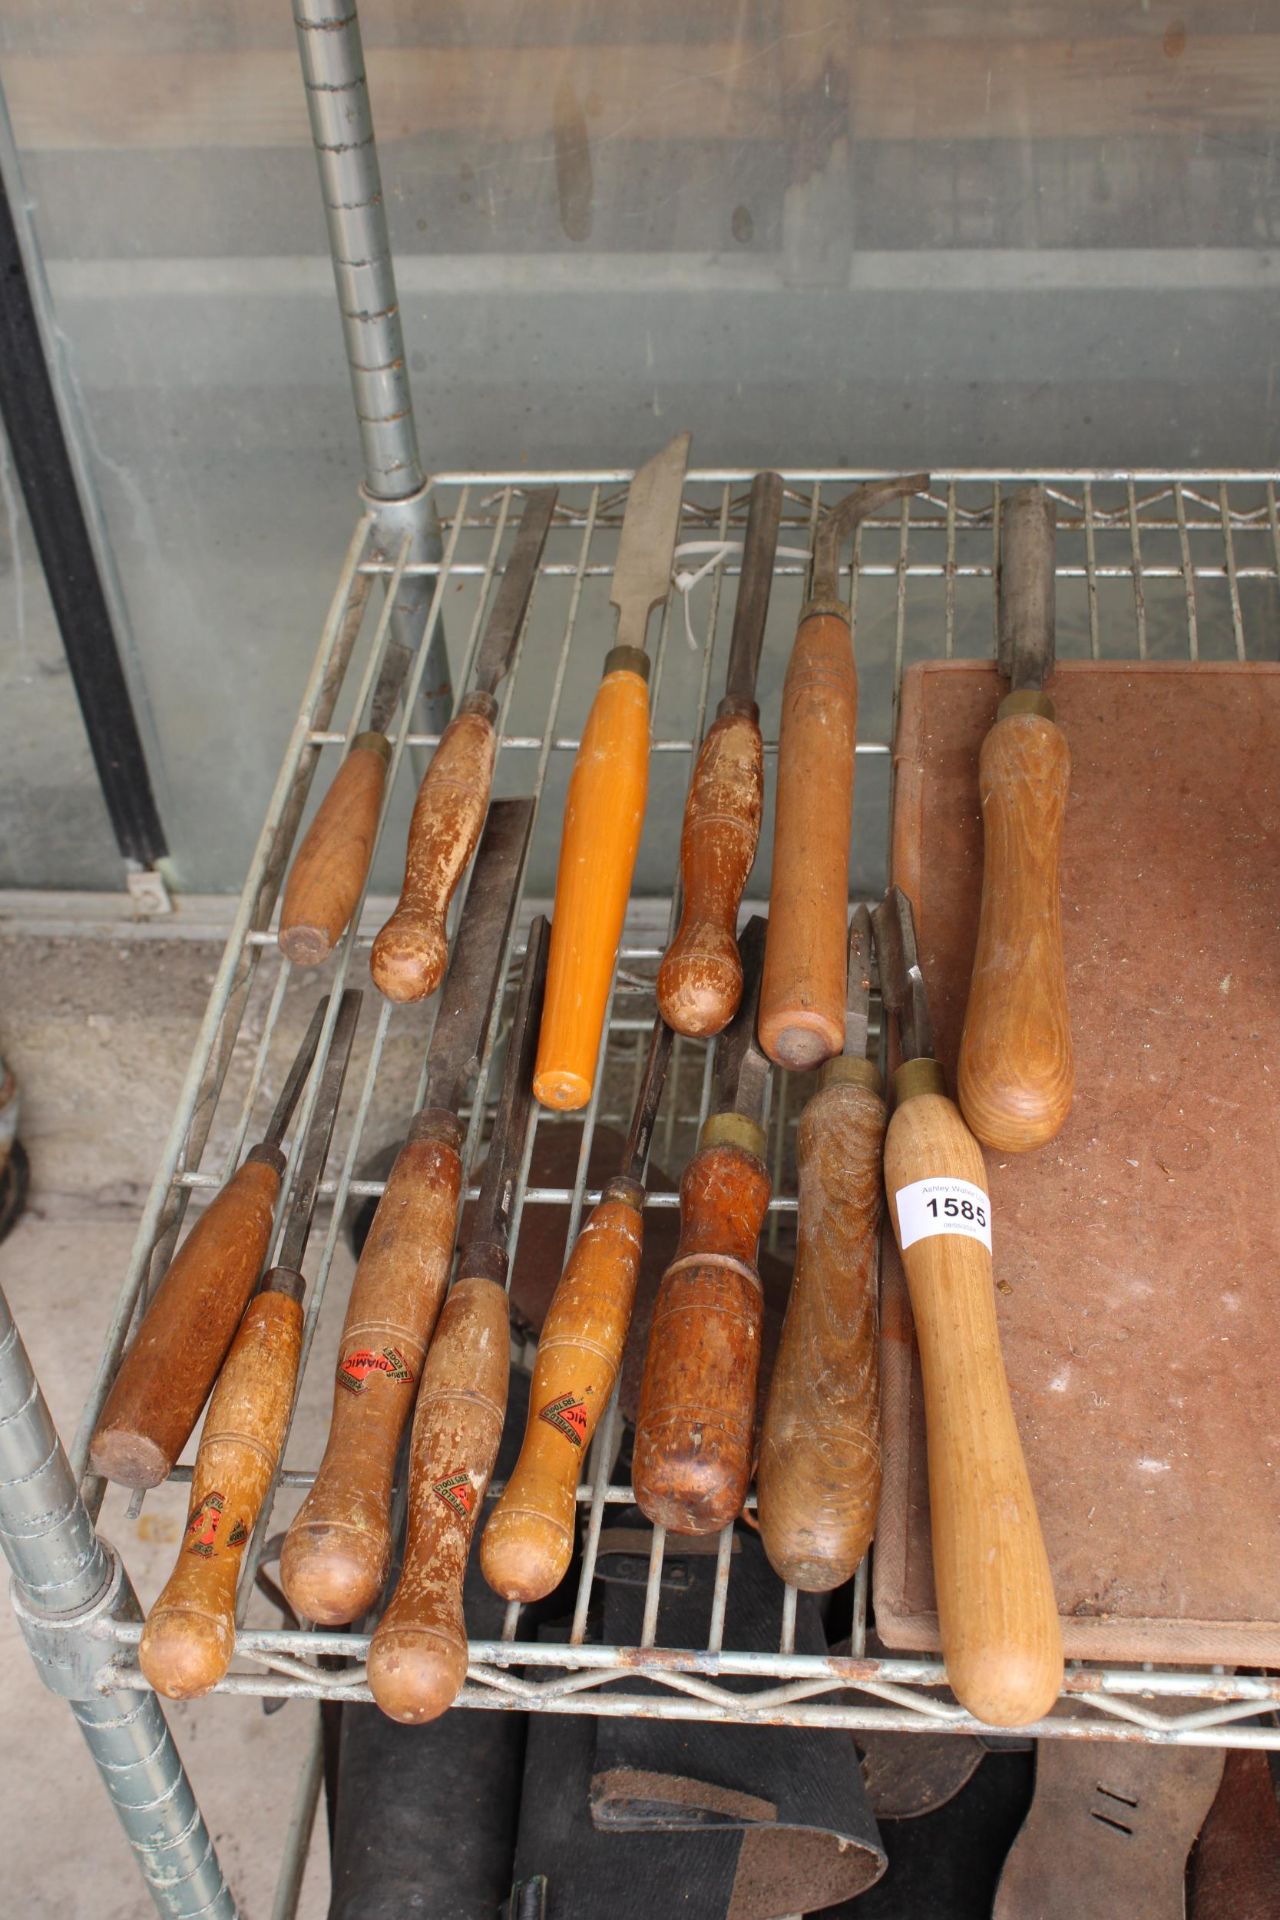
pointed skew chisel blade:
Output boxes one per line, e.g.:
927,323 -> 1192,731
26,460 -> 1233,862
260,995 -> 330,1150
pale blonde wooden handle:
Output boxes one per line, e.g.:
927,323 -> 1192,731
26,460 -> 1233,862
482,1183 -> 643,1602
958,706 -> 1072,1152
370,698 -> 497,1005
884,1088 -> 1062,1727
279,735 -> 389,966
139,1285 -> 303,1700
366,1276 -> 508,1724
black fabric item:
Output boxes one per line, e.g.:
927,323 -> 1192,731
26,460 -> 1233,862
327,1374 -> 536,1919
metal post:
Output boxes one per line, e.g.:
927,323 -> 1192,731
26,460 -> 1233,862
292,0 -> 452,734
0,1287 -> 237,1919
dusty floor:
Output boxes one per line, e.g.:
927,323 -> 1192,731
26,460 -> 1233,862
1,932 -> 346,1919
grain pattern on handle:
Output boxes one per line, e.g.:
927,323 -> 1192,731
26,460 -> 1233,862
90,1152 -> 281,1489
884,1089 -> 1062,1727
657,703 -> 764,1038
370,696 -> 498,1005
139,1284 -> 303,1700
280,1122 -> 463,1626
757,1069 -> 885,1591
958,707 -> 1073,1152
482,1180 -> 643,1602
534,666 -> 650,1110
632,1141 -> 770,1536
367,1276 -> 509,1724
279,734 -> 390,966
759,611 -> 857,1070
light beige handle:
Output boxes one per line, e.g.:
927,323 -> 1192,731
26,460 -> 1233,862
958,701 -> 1073,1152
884,1080 -> 1062,1727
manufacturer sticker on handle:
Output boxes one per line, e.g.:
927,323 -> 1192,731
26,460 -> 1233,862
894,1177 -> 992,1253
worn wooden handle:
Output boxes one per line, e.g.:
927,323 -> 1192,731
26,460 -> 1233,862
279,734 -> 390,966
757,1066 -> 885,1591
90,1153 -> 281,1489
366,1276 -> 509,1724
884,1087 -> 1062,1726
958,706 -> 1073,1152
482,1181 -> 644,1602
759,611 -> 857,1070
139,1282 -> 303,1699
280,1119 -> 463,1625
534,667 -> 650,1110
370,698 -> 498,1005
633,1134 -> 770,1535
657,705 -> 764,1038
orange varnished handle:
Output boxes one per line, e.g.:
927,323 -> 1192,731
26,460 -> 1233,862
958,705 -> 1072,1152
759,611 -> 857,1070
90,1152 -> 282,1489
279,733 -> 390,966
366,1275 -> 509,1724
139,1281 -> 304,1699
280,1117 -> 463,1625
884,1081 -> 1062,1727
633,1128 -> 770,1536
370,696 -> 498,1005
482,1180 -> 644,1602
657,703 -> 764,1038
534,667 -> 650,1110
757,1064 -> 885,1591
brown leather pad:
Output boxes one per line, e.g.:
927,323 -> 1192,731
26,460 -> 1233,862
877,661 -> 1280,1663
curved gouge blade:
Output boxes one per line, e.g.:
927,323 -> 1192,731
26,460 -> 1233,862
610,433 -> 691,652
723,471 -> 784,707
810,473 -> 930,606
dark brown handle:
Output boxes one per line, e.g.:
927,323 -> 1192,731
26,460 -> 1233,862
280,1121 -> 463,1625
759,611 -> 856,1070
366,1275 -> 509,1724
757,1068 -> 885,1590
958,706 -> 1073,1152
90,1153 -> 281,1488
632,1135 -> 770,1536
657,705 -> 764,1038
139,1283 -> 303,1699
278,734 -> 390,966
482,1182 -> 644,1602
370,698 -> 498,1005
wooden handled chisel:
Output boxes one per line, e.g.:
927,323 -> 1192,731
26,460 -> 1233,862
534,432 -> 691,1111
367,915 -> 547,1723
482,1009 -> 674,1603
139,989 -> 361,1699
90,998 -> 330,1489
958,486 -> 1072,1151
371,488 -> 557,1005
757,905 -> 885,1591
633,916 -> 771,1536
279,799 -> 533,1627
657,470 -> 782,1038
874,885 -> 1061,1727
759,473 -> 929,1071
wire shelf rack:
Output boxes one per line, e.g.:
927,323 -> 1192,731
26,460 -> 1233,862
74,470 -> 1280,1785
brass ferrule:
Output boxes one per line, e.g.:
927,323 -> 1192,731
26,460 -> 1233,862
604,645 -> 651,682
892,1057 -> 947,1104
351,729 -> 392,762
698,1110 -> 767,1160
997,688 -> 1055,722
818,1055 -> 884,1097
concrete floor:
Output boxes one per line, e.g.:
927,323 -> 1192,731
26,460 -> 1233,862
1,931 -> 343,1919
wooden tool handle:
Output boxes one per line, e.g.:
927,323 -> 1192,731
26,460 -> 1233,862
884,1083 -> 1062,1726
958,703 -> 1073,1152
534,664 -> 650,1110
632,1131 -> 770,1536
280,1118 -> 463,1625
139,1281 -> 303,1699
757,1064 -> 885,1591
370,697 -> 498,1005
657,704 -> 764,1038
482,1180 -> 644,1602
366,1275 -> 509,1724
759,611 -> 857,1070
279,734 -> 390,966
90,1153 -> 281,1489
